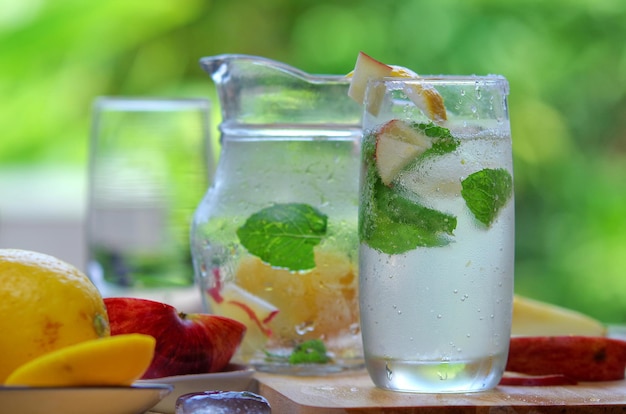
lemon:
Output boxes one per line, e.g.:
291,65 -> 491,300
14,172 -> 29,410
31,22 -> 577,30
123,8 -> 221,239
4,334 -> 155,386
0,249 -> 110,383
512,294 -> 606,337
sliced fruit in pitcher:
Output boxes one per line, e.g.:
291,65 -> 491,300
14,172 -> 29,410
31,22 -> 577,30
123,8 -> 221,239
207,282 -> 279,357
235,250 -> 358,347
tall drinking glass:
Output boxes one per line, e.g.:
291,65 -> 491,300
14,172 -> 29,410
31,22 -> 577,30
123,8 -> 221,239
358,76 -> 515,392
87,97 -> 212,309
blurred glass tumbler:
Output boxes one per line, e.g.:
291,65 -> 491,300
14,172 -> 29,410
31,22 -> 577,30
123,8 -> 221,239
87,97 -> 212,305
358,76 -> 515,393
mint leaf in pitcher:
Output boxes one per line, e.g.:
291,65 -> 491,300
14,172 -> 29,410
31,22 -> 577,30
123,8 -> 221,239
237,203 -> 327,271
289,339 -> 331,364
461,168 -> 513,226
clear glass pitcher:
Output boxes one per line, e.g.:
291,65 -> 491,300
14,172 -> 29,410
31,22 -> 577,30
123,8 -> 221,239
190,55 -> 363,374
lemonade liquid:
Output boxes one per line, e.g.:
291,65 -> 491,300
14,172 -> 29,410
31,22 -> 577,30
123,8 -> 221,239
359,77 -> 514,392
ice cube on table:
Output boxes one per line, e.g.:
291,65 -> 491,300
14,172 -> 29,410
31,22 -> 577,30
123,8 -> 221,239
175,391 -> 271,414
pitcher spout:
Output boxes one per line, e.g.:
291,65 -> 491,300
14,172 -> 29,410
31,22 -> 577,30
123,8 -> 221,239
199,54 -> 361,130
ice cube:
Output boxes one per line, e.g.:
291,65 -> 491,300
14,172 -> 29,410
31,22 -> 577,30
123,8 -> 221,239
175,391 -> 271,414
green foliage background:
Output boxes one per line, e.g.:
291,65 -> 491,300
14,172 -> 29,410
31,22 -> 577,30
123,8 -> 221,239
1,0 -> 625,321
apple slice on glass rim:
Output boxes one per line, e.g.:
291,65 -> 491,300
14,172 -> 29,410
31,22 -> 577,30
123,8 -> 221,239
347,51 -> 447,121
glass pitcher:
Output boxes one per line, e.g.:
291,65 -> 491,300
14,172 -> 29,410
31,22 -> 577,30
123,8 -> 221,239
190,55 -> 363,374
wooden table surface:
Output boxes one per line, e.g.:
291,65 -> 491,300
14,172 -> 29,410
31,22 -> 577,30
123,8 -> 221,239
251,369 -> 626,413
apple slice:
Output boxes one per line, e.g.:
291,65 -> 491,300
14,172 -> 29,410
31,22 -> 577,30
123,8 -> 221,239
347,51 -> 393,109
347,52 -> 447,120
374,119 -> 432,185
207,283 -> 279,358
512,295 -> 606,337
506,336 -> 626,381
209,283 -> 279,337
403,83 -> 447,123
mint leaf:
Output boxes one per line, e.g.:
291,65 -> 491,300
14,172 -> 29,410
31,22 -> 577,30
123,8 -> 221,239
288,339 -> 331,364
411,122 -> 460,156
461,168 -> 513,226
376,182 -> 456,235
263,339 -> 331,364
236,203 -> 327,271
412,121 -> 452,139
361,212 -> 450,254
359,160 -> 457,255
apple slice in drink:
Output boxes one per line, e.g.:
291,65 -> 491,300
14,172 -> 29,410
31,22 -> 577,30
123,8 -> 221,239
374,119 -> 433,186
207,283 -> 279,358
402,83 -> 447,123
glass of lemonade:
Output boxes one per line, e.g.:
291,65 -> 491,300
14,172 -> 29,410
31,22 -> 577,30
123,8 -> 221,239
358,75 -> 515,392
191,55 -> 363,374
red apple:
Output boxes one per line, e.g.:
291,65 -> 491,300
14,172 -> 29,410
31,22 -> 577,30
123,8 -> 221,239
506,336 -> 626,382
104,297 -> 246,379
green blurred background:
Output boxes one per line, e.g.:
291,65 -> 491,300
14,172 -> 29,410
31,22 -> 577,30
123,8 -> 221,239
1,0 -> 625,322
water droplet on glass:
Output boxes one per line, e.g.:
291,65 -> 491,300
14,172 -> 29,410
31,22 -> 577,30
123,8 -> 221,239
385,363 -> 393,380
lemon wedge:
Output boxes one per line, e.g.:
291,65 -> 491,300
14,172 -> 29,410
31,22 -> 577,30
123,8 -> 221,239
512,295 -> 607,337
4,333 -> 155,387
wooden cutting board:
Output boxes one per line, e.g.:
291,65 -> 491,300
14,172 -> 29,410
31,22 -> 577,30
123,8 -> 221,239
253,370 -> 626,413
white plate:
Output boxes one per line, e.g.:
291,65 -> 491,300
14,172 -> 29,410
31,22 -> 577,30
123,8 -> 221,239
139,364 -> 255,414
0,383 -> 173,414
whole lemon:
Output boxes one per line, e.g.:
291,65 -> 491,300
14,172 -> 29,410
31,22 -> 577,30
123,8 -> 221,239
0,249 -> 110,383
